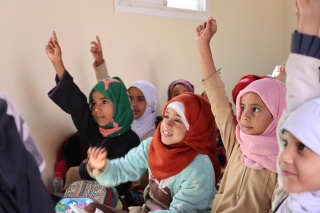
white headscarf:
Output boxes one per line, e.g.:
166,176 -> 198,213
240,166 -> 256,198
0,92 -> 45,172
277,97 -> 320,212
129,80 -> 158,140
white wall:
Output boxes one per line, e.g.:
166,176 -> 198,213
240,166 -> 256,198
0,0 -> 296,191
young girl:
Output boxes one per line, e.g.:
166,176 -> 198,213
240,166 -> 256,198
90,36 -> 158,141
167,79 -> 194,101
84,93 -> 222,213
196,17 -> 286,212
45,32 -> 140,202
273,0 -> 320,212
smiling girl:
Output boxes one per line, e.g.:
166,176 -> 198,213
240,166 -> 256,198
83,93 -> 222,213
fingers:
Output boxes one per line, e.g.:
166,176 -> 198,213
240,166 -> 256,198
96,35 -> 101,47
88,146 -> 107,159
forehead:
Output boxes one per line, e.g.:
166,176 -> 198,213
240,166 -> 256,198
172,84 -> 188,91
128,87 -> 144,96
240,92 -> 264,105
165,107 -> 179,115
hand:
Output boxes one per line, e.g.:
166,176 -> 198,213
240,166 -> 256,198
296,0 -> 320,36
45,31 -> 62,64
271,64 -> 286,80
90,35 -> 104,66
87,147 -> 107,172
195,17 -> 217,45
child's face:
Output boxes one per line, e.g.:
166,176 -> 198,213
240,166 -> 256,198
128,87 -> 147,120
239,92 -> 273,135
160,107 -> 187,145
171,84 -> 189,99
279,130 -> 320,193
90,91 -> 114,126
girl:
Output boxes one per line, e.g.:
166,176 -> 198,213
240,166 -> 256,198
84,93 -> 222,213
196,17 -> 286,212
273,0 -> 320,212
90,36 -> 159,141
167,79 -> 194,101
45,32 -> 140,202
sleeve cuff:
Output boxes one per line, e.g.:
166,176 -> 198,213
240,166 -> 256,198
291,31 -> 320,59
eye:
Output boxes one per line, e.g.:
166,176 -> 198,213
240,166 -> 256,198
138,98 -> 145,103
163,114 -> 169,119
240,106 -> 245,112
175,118 -> 182,123
90,102 -> 96,109
102,99 -> 109,105
298,142 -> 309,151
252,107 -> 261,113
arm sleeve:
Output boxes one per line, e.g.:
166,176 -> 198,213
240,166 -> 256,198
202,73 -> 238,159
95,138 -> 151,186
93,61 -> 110,81
48,71 -> 101,146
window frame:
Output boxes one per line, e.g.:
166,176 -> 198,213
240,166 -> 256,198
114,0 -> 209,21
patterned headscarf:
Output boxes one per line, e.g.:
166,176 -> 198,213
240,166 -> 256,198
148,93 -> 221,185
167,79 -> 194,101
235,78 -> 286,173
129,80 -> 158,140
88,76 -> 133,138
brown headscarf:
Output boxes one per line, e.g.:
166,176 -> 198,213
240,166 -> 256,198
148,93 -> 221,185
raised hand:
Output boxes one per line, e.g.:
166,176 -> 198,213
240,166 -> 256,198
271,64 -> 286,80
45,31 -> 65,78
90,35 -> 104,66
87,146 -> 107,177
195,16 -> 217,45
46,31 -> 62,64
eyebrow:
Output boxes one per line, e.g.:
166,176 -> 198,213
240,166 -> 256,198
240,103 -> 264,107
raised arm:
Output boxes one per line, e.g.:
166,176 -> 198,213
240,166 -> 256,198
90,35 -> 110,81
45,31 -> 66,79
196,17 -> 219,79
196,17 -> 238,157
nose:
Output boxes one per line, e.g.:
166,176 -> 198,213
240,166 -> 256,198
279,145 -> 294,164
164,118 -> 174,127
241,109 -> 250,121
130,99 -> 136,107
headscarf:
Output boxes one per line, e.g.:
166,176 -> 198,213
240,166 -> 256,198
148,93 -> 221,185
232,74 -> 267,104
0,92 -> 45,172
0,98 -> 54,212
276,98 -> 320,212
129,80 -> 158,140
167,79 -> 194,101
235,78 -> 286,173
88,76 -> 133,138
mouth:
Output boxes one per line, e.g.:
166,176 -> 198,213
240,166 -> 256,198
241,126 -> 253,131
162,130 -> 173,136
281,169 -> 296,177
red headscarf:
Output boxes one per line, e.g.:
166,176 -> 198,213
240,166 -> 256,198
148,93 -> 221,185
232,74 -> 267,104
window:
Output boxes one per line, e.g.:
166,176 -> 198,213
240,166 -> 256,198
114,0 -> 209,20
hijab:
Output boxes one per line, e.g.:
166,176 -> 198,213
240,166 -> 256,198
89,77 -> 133,138
276,98 -> 320,212
148,93 -> 221,184
235,78 -> 286,172
167,79 -> 194,101
0,92 -> 45,172
129,80 -> 158,140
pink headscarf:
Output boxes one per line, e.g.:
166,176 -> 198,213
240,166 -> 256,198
235,78 -> 286,173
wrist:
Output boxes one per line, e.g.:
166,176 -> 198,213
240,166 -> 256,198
95,59 -> 104,67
